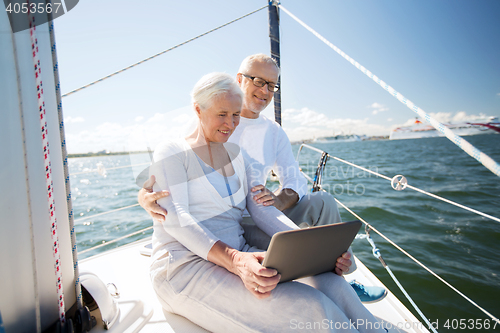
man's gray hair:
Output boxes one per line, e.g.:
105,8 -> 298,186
238,54 -> 280,75
191,72 -> 244,110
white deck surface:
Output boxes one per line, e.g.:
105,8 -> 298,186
80,238 -> 430,332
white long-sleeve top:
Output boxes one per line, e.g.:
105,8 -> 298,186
150,139 -> 298,262
228,114 -> 308,201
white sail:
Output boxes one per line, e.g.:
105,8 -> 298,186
0,10 -> 76,332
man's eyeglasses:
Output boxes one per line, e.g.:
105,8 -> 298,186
241,74 -> 280,92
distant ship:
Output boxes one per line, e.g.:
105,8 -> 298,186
315,133 -> 366,143
389,117 -> 500,140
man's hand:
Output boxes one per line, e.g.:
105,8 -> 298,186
251,185 -> 279,208
251,185 -> 299,211
138,175 -> 169,221
334,251 -> 352,276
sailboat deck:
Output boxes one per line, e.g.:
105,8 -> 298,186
80,238 -> 429,332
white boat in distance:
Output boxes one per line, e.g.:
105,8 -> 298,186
389,117 -> 500,140
315,133 -> 366,143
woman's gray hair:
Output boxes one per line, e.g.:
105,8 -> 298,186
191,72 -> 243,110
238,54 -> 280,75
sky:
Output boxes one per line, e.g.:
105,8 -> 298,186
51,0 -> 500,153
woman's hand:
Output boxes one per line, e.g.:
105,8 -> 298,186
231,251 -> 281,299
207,242 -> 281,299
138,175 -> 170,221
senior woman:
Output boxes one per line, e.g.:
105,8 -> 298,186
149,72 -> 385,332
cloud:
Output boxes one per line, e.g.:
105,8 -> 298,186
451,111 -> 489,122
134,116 -> 144,122
425,111 -> 489,123
497,93 -> 500,96
370,102 -> 384,108
66,106 -> 196,153
368,102 -> 389,115
64,116 -> 85,123
71,107 -> 492,153
173,113 -> 194,123
282,108 -> 390,142
282,108 -> 331,126
395,111 -> 491,129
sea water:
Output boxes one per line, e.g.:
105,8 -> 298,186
69,134 -> 500,332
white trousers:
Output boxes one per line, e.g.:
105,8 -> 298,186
151,248 -> 385,333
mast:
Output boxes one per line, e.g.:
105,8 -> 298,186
268,0 -> 281,125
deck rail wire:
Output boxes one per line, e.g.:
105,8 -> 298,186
297,144 -> 500,224
298,143 -> 500,325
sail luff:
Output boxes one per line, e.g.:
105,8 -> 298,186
268,0 -> 282,125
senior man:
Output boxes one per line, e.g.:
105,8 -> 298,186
139,54 -> 386,303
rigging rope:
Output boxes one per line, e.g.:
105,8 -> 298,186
299,145 -> 500,325
362,232 -> 438,333
298,144 -> 500,224
78,226 -> 153,255
298,144 -> 499,326
70,162 -> 150,176
74,203 -> 140,222
304,149 -> 437,328
61,5 -> 267,98
334,197 -> 500,325
280,5 -> 500,179
29,15 -> 66,324
48,18 -> 83,310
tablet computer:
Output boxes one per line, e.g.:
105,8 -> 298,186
261,220 -> 362,283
